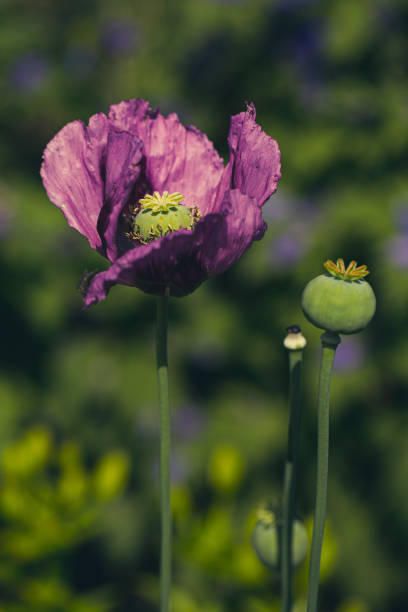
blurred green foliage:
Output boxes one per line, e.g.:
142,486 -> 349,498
1,0 -> 408,610
0,427 -> 129,610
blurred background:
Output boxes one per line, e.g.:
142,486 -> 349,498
1,0 -> 408,610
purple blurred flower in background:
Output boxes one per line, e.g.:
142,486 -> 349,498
208,0 -> 246,4
0,207 -> 14,240
174,405 -> 206,441
9,53 -> 49,91
384,234 -> 408,268
267,198 -> 316,269
0,188 -> 15,239
270,231 -> 305,268
277,0 -> 320,14
262,191 -> 294,224
383,201 -> 408,268
334,337 -> 365,372
292,20 -> 326,107
376,4 -> 399,30
152,452 -> 190,484
293,23 -> 322,71
41,99 -> 281,306
394,202 -> 408,233
170,452 -> 190,483
102,19 -> 139,55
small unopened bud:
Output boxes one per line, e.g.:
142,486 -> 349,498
251,507 -> 309,569
283,325 -> 307,350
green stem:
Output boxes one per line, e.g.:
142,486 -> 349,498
282,349 -> 303,612
306,331 -> 341,612
156,291 -> 171,612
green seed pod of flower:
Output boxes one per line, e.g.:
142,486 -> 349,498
301,259 -> 376,335
132,191 -> 200,243
252,512 -> 308,569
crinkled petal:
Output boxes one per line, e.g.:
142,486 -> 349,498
107,98 -> 153,134
97,127 -> 144,261
108,99 -> 224,215
40,113 -> 109,251
82,214 -> 222,307
199,189 -> 266,276
216,103 -> 281,210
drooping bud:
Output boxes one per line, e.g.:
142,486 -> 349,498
131,191 -> 200,243
301,259 -> 376,334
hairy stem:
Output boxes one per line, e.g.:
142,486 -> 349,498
306,331 -> 341,612
282,348 -> 303,612
156,291 -> 171,612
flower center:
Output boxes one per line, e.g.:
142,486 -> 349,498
130,191 -> 200,243
324,258 -> 370,281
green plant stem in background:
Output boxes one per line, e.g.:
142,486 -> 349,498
156,291 -> 171,612
282,348 -> 303,612
306,331 -> 341,612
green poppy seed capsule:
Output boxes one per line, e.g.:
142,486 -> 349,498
132,191 -> 199,243
251,516 -> 308,569
301,259 -> 376,335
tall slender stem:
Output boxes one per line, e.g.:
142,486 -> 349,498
282,348 -> 303,612
306,331 -> 341,612
156,291 -> 171,612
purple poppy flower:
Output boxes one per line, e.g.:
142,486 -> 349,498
41,99 -> 281,306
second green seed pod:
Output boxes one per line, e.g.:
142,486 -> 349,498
301,259 -> 376,334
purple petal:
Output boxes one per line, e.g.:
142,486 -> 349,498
220,103 -> 281,208
200,189 -> 266,275
41,113 -> 109,251
107,98 -> 152,133
82,214 -> 222,306
108,99 -> 224,215
97,127 -> 144,261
